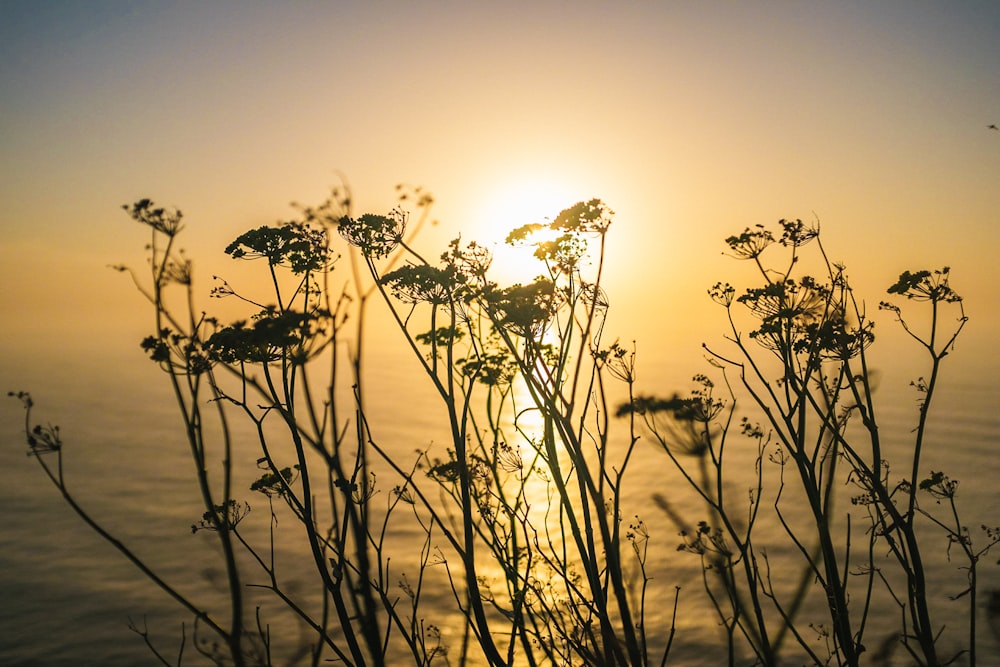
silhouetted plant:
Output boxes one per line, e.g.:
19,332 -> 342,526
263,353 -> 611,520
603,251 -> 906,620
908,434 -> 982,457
621,218 -> 992,667
9,196 -> 995,667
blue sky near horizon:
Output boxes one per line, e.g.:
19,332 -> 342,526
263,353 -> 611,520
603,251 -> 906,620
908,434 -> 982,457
1,1 -> 999,373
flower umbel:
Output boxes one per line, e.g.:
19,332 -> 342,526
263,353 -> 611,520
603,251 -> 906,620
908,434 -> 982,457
724,224 -> 774,260
123,199 -> 183,237
885,267 -> 962,304
338,209 -> 407,258
224,222 -> 331,274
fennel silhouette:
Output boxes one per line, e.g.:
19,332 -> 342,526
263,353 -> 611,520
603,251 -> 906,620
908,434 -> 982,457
10,193 -> 997,667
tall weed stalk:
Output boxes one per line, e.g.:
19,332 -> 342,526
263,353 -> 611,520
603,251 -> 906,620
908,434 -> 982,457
10,196 -> 996,667
622,219 -> 996,666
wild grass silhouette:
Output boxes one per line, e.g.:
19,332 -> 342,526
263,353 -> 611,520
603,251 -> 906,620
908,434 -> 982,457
10,186 -> 998,667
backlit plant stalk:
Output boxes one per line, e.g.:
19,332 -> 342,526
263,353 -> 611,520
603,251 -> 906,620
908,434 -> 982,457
124,200 -> 248,666
362,199 -> 665,665
619,219 -> 984,667
12,189 -> 994,667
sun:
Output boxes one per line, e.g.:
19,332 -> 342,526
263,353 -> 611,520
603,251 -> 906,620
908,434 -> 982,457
469,173 -> 586,285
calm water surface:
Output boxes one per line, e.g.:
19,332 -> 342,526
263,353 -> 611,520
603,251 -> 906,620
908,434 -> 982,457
2,331 -> 999,666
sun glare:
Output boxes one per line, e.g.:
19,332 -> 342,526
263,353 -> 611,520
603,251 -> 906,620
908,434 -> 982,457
470,174 -> 587,286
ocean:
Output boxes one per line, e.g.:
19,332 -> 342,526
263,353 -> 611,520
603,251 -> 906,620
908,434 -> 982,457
2,321 -> 998,666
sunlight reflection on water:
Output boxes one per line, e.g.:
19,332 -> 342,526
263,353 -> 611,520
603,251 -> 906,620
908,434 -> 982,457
2,329 -> 999,666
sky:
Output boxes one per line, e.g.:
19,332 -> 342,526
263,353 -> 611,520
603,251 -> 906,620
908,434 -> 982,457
2,1 -> 999,379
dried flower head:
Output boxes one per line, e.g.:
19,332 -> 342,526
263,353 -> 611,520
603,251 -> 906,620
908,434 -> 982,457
338,209 -> 407,258
724,224 -> 774,260
123,199 -> 183,237
225,222 -> 331,274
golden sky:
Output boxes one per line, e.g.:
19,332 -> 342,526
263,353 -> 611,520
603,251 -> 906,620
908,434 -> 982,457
2,1 -> 999,377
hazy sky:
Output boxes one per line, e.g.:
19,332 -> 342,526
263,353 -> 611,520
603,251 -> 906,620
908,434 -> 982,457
2,1 -> 998,375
